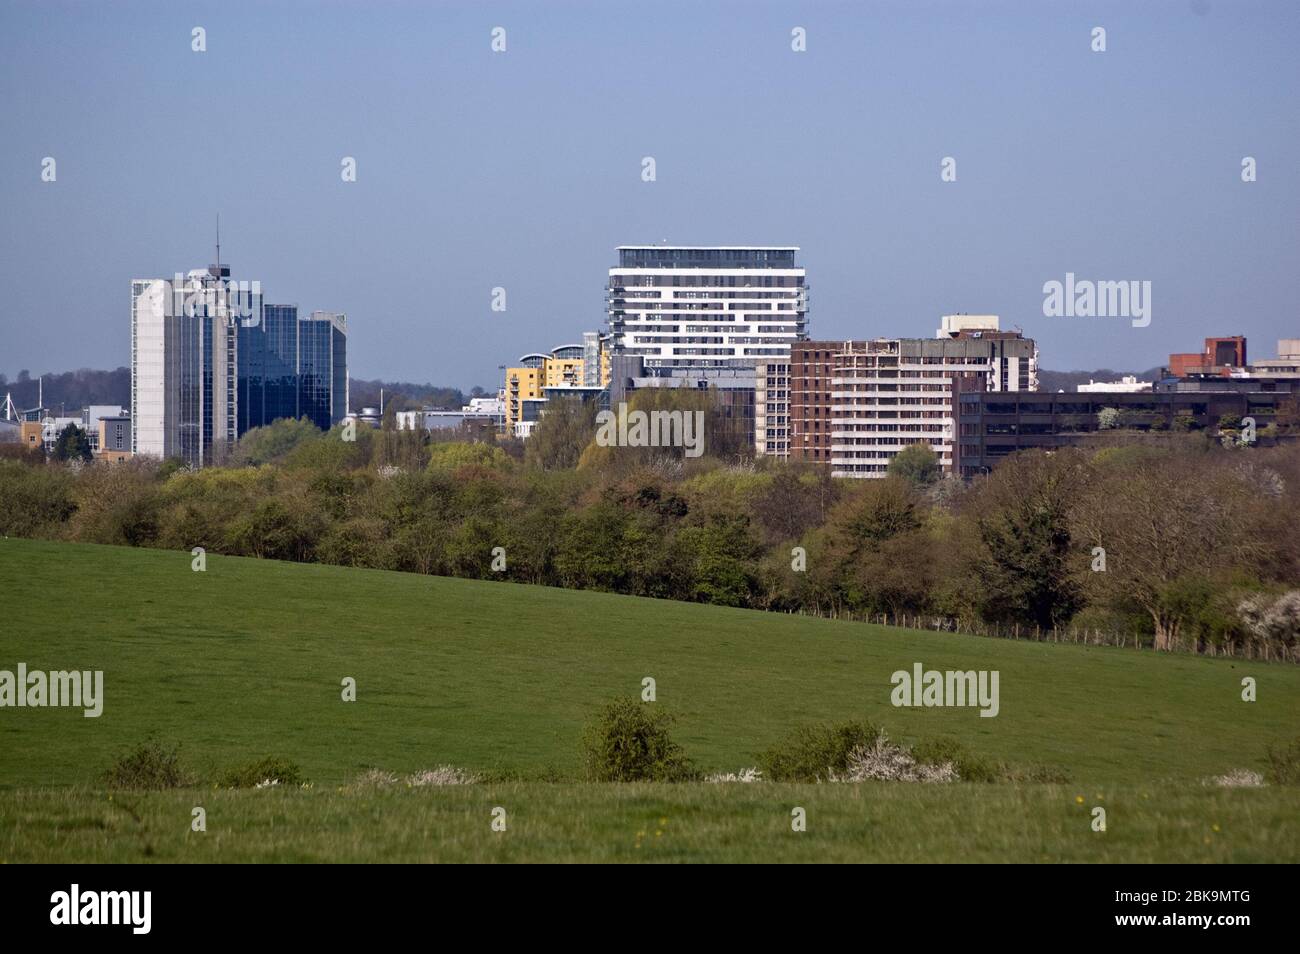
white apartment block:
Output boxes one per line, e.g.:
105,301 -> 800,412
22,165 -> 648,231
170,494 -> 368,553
607,246 -> 808,371
754,357 -> 791,457
826,332 -> 1038,478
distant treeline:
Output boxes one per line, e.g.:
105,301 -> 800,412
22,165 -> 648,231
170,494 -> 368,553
0,367 -> 486,416
2,390 -> 1298,661
347,379 -> 489,412
1,368 -> 131,414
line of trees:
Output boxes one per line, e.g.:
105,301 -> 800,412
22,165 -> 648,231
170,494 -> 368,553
2,397 -> 1298,660
0,367 -> 130,412
0,367 -> 486,418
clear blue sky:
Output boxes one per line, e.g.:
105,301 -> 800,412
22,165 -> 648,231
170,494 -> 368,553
2,0 -> 1297,390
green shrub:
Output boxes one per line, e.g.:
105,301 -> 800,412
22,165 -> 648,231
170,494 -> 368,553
104,737 -> 194,790
887,443 -> 941,486
911,735 -> 1000,782
758,720 -> 880,782
1264,736 -> 1300,786
218,756 -> 305,789
910,735 -> 964,766
580,697 -> 695,782
0,460 -> 76,537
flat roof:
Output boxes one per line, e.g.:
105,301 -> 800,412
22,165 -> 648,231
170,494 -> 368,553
617,245 -> 799,251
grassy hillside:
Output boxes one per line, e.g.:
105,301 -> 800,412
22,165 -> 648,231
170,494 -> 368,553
1,537 -> 1295,785
0,538 -> 1296,862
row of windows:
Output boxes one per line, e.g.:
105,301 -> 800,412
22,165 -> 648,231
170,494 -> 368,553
612,274 -> 805,288
834,398 -> 949,407
834,384 -> 950,393
642,357 -> 755,368
674,290 -> 800,299
976,401 -> 1214,416
834,437 -> 942,446
985,423 -> 1058,435
798,417 -> 948,431
682,324 -> 797,333
636,336 -> 724,344
616,248 -> 798,268
616,314 -> 800,321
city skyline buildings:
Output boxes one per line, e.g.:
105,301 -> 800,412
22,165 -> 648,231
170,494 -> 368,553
6,4 -> 1296,390
130,256 -> 348,467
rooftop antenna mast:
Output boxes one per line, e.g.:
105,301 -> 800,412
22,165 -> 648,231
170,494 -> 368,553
216,214 -> 221,270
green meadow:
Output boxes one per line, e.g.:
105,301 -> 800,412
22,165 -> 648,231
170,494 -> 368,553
0,538 -> 1296,862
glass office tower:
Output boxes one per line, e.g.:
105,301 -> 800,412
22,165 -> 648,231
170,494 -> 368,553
297,311 -> 348,430
134,262 -> 347,463
130,264 -> 247,467
238,303 -> 299,431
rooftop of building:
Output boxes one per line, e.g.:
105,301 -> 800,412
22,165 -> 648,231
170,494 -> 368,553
614,246 -> 802,269
613,250 -> 795,254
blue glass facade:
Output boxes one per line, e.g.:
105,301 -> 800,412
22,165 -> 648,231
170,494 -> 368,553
297,312 -> 347,431
238,303 -> 300,432
228,295 -> 347,437
177,311 -> 203,465
331,322 -> 348,426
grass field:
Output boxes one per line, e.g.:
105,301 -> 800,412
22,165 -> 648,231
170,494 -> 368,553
1,537 -> 1297,862
4,784 -> 1294,863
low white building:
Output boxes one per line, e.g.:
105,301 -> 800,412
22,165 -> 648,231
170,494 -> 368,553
396,396 -> 506,432
1077,376 -> 1152,393
1248,339 -> 1300,377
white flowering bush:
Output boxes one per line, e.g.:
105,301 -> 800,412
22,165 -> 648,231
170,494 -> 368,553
1204,769 -> 1264,788
705,767 -> 763,783
347,765 -> 479,789
1238,590 -> 1300,649
407,765 -> 479,786
829,733 -> 957,783
351,768 -> 399,788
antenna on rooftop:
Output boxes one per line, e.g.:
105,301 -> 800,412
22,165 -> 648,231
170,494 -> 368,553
216,214 -> 221,270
